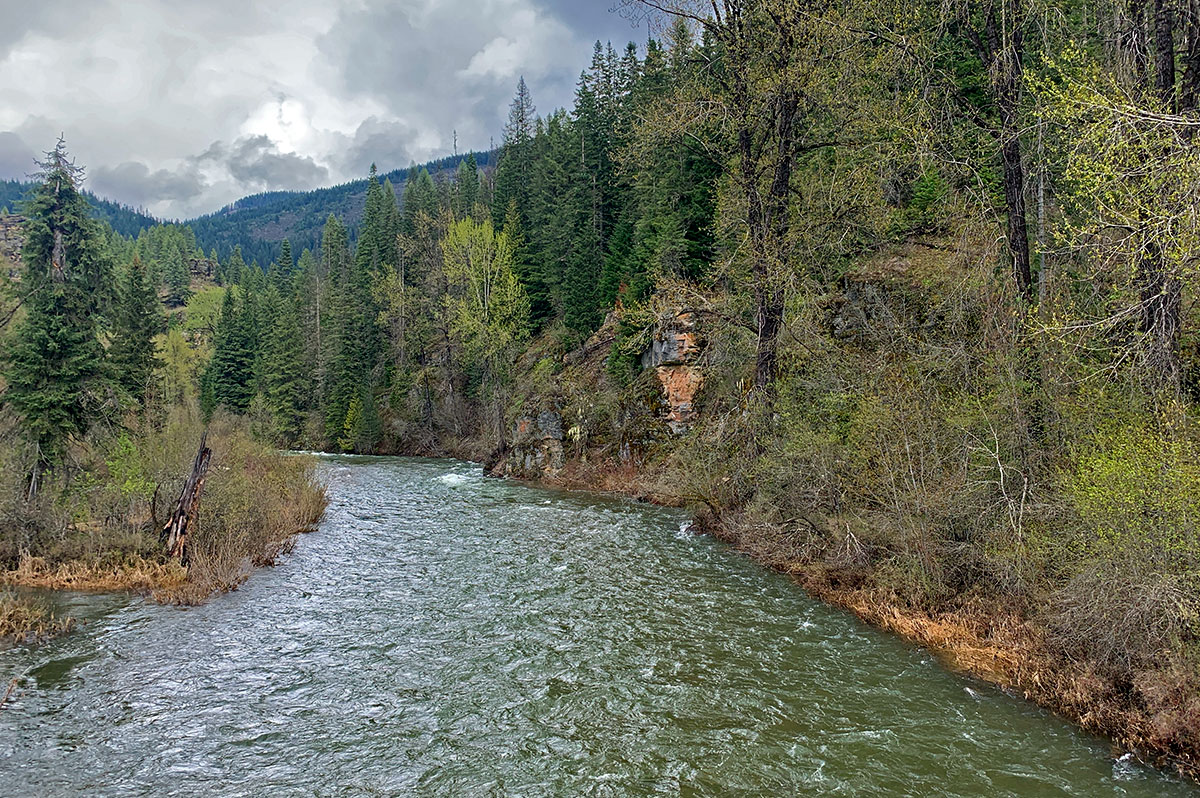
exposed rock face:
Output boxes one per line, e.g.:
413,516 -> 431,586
643,312 -> 703,434
828,257 -> 928,346
0,214 -> 25,278
501,409 -> 566,478
188,257 -> 217,279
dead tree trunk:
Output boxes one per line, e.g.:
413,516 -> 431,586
161,432 -> 211,565
984,0 -> 1033,301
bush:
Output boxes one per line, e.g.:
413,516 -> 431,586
0,405 -> 326,604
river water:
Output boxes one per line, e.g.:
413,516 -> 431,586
1,456 -> 1195,796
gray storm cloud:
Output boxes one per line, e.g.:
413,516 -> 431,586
0,0 -> 644,219
91,161 -> 207,208
208,135 -> 331,191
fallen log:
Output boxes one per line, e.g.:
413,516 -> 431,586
161,432 -> 212,565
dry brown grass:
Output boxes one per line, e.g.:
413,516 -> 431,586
0,411 -> 328,608
153,423 -> 328,604
1,552 -> 186,593
0,590 -> 76,643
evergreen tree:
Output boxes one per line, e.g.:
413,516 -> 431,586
271,238 -> 294,290
164,243 -> 192,307
260,290 -> 305,443
401,168 -> 439,236
454,153 -> 480,219
109,255 -> 165,402
2,139 -> 111,495
205,288 -> 255,413
338,392 -> 363,452
492,77 -> 538,231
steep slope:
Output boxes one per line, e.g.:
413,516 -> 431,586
186,151 -> 493,266
0,179 -> 158,238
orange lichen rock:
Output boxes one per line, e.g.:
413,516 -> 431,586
643,312 -> 703,433
655,365 -> 703,433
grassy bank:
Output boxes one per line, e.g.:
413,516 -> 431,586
0,407 -> 327,620
0,590 -> 75,645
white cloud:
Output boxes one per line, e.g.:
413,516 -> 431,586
0,0 -> 642,218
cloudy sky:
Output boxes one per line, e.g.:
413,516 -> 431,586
0,0 -> 645,220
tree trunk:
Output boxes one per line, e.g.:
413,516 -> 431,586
1139,247 -> 1182,389
985,0 -> 1034,301
1181,0 -> 1200,109
161,433 -> 212,565
1155,0 -> 1177,109
1138,0 -> 1181,390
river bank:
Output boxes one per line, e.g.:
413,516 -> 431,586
470,448 -> 1200,782
0,411 -> 328,642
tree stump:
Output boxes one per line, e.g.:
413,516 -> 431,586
161,432 -> 211,565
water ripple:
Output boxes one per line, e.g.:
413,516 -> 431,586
1,456 -> 1195,796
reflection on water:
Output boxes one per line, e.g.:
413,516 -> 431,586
1,456 -> 1195,796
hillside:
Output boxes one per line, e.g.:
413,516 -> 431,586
0,179 -> 158,238
185,150 -> 492,266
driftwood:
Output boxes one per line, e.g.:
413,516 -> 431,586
161,432 -> 211,565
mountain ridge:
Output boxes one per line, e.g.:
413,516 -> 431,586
185,150 -> 493,266
1,150 -> 493,267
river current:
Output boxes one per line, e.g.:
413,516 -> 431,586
1,456 -> 1195,796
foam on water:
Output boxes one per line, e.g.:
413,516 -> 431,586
0,456 -> 1194,797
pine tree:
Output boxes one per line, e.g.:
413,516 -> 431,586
164,243 -> 192,307
321,212 -> 371,444
205,288 -> 255,413
401,168 -> 439,236
338,392 -> 362,452
454,153 -> 480,219
260,290 -> 305,443
228,245 -> 247,284
271,238 -> 294,290
492,77 -> 537,231
2,139 -> 111,495
109,255 -> 165,402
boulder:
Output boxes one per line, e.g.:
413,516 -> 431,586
501,410 -> 566,478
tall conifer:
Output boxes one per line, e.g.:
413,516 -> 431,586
2,139 -> 111,494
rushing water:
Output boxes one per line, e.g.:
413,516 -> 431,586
1,456 -> 1195,797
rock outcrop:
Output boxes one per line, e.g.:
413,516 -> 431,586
0,214 -> 24,278
643,312 -> 703,433
188,257 -> 217,279
500,409 -> 566,478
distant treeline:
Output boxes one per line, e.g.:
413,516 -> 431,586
186,151 -> 494,267
0,178 -> 158,238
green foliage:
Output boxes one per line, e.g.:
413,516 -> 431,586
182,286 -> 226,341
163,244 -> 192,307
3,140 -> 111,483
894,169 -> 949,235
1066,408 -> 1200,565
259,290 -> 306,444
337,389 -> 380,453
203,289 -> 255,415
109,256 -> 165,402
104,433 -> 155,500
441,216 -> 532,392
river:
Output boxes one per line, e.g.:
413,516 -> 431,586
0,456 -> 1195,796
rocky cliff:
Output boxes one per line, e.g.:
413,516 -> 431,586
642,312 -> 704,434
492,309 -> 706,482
0,214 -> 24,278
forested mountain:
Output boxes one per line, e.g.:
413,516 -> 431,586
6,0 -> 1200,778
0,178 -> 158,237
186,151 -> 493,267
